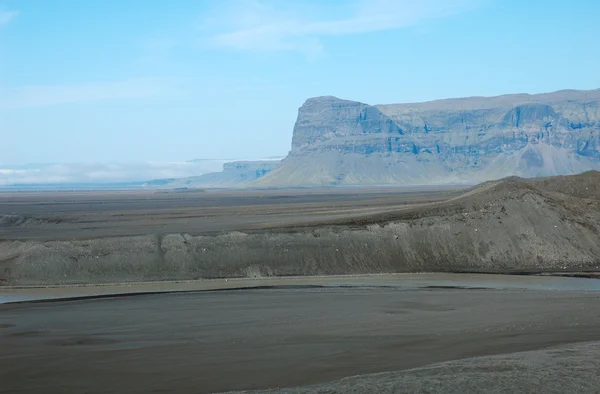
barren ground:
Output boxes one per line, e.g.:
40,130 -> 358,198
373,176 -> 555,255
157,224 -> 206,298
0,186 -> 464,241
2,280 -> 600,393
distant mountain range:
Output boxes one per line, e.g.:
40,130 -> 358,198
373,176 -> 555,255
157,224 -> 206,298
144,159 -> 282,189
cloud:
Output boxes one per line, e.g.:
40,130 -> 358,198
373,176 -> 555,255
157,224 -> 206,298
0,10 -> 18,26
0,78 -> 173,109
205,0 -> 480,55
0,160 -> 231,186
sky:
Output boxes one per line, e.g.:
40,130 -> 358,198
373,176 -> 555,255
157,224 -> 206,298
1,0 -> 599,184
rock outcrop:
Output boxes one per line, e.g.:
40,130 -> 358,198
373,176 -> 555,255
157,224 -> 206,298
254,89 -> 600,186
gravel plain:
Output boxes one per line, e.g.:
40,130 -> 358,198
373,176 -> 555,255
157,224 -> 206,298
3,282 -> 600,393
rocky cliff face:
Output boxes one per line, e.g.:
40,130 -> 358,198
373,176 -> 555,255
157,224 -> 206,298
254,89 -> 600,186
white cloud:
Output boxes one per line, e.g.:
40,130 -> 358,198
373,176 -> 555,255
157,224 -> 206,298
0,78 -> 172,109
0,10 -> 18,26
205,0 -> 480,55
0,160 -> 231,186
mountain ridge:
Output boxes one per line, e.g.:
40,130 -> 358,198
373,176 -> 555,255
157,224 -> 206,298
376,87 -> 600,110
253,88 -> 600,187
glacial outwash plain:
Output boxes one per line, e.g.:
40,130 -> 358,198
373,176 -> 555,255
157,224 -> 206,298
2,89 -> 600,394
2,171 -> 600,285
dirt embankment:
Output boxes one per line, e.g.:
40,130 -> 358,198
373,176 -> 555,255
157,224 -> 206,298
2,172 -> 600,286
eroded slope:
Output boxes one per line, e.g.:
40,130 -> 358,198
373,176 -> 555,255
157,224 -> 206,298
1,173 -> 600,285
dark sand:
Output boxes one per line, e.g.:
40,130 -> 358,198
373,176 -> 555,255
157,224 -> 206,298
0,186 -> 463,240
3,176 -> 600,393
3,273 -> 600,303
255,341 -> 600,393
2,279 -> 600,393
3,174 -> 600,286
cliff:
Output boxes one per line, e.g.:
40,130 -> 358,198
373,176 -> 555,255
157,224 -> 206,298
254,89 -> 600,186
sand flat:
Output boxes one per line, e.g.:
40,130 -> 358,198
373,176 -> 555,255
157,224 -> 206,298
2,277 -> 600,393
3,273 -> 600,303
0,187 -> 463,240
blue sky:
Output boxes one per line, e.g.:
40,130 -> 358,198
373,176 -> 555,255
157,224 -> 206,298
1,0 -> 599,183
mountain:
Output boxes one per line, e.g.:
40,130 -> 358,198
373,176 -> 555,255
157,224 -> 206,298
253,89 -> 600,186
145,159 -> 281,188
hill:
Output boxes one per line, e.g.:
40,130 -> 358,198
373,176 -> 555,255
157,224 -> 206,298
2,172 -> 600,285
